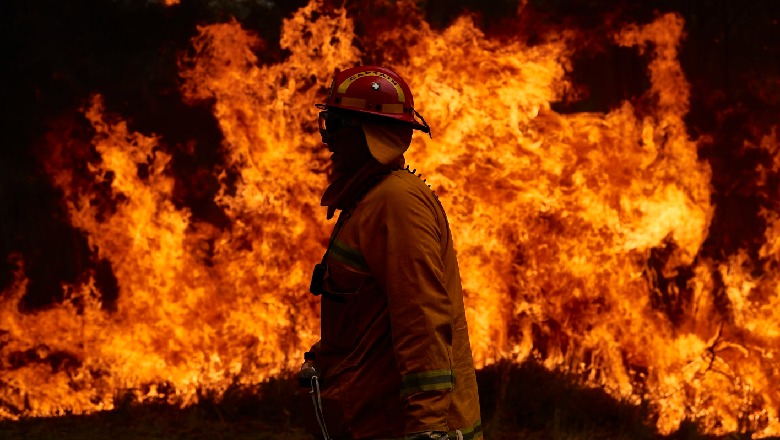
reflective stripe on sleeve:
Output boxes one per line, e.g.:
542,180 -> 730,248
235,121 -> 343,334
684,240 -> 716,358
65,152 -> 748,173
331,239 -> 369,272
400,369 -> 455,396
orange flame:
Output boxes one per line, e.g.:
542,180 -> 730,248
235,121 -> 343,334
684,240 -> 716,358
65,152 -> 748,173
2,0 -> 779,436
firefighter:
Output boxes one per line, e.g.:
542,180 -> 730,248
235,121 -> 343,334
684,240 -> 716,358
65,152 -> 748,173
301,65 -> 482,440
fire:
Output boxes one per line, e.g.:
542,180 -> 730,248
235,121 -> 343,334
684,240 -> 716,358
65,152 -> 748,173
1,0 -> 779,437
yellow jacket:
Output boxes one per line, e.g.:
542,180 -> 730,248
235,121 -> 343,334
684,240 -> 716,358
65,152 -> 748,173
305,163 -> 482,440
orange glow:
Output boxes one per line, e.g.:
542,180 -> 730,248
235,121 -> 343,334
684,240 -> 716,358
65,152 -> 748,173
1,0 -> 779,437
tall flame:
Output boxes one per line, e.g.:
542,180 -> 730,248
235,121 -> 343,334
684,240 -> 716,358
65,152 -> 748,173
2,0 -> 779,436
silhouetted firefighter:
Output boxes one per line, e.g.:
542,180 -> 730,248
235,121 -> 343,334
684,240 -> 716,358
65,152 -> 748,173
298,66 -> 482,440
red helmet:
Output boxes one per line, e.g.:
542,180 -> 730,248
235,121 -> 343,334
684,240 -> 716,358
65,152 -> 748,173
317,65 -> 431,134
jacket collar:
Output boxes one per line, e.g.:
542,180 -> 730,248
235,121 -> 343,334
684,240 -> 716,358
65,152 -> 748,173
320,157 -> 404,219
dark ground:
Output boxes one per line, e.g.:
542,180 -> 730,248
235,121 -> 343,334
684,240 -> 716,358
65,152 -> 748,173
0,360 -> 769,440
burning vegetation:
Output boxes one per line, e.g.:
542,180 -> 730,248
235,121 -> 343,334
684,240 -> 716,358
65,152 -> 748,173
1,0 -> 779,437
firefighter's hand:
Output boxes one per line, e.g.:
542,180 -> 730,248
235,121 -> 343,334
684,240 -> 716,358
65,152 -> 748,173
404,432 -> 448,440
298,351 -> 319,387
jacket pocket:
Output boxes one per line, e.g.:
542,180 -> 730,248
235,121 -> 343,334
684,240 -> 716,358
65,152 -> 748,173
324,261 -> 369,296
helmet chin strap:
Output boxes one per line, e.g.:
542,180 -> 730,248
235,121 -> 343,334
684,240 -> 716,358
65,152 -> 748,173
320,129 -> 331,144
413,109 -> 432,138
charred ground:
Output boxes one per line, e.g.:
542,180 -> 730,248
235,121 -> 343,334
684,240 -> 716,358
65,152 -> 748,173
0,359 -> 759,439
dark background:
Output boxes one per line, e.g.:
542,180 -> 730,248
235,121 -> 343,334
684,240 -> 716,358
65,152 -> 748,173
1,0 -> 778,313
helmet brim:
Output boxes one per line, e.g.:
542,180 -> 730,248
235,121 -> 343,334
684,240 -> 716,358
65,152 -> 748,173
315,103 -> 430,133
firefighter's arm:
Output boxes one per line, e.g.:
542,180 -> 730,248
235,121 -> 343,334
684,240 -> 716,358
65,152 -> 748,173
360,181 -> 454,434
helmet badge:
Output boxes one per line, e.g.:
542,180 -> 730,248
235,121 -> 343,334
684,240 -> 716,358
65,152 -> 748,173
370,81 -> 381,91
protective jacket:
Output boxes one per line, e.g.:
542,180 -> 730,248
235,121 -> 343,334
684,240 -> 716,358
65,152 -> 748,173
304,160 -> 482,440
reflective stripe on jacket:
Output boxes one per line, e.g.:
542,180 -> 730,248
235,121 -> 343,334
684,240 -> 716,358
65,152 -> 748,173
311,167 -> 482,440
